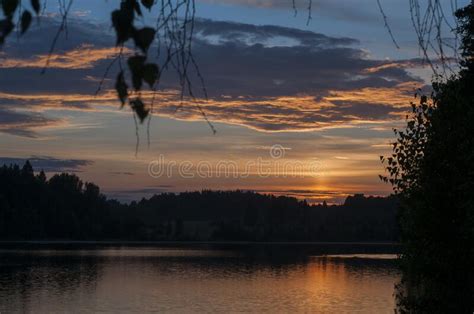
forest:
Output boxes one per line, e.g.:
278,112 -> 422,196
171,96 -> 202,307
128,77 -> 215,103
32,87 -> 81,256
0,161 -> 398,242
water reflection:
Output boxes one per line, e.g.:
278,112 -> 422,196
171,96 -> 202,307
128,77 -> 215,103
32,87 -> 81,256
0,244 -> 399,313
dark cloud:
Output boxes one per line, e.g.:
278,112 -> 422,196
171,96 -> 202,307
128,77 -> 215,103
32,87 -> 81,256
188,37 -> 420,98
0,17 -> 423,134
193,18 -> 358,47
0,17 -> 419,97
1,18 -> 112,56
0,68 -> 106,94
109,172 -> 135,176
0,156 -> 93,172
0,108 -> 61,137
0,17 -> 120,95
331,100 -> 405,119
199,0 -> 380,24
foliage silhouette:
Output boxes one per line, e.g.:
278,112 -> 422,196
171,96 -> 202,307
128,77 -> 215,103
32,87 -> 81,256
0,162 -> 398,242
381,3 -> 474,313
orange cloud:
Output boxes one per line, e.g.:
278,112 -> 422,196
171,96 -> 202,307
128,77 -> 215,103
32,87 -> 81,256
0,81 -> 418,135
363,61 -> 421,73
324,81 -> 421,108
144,82 -> 420,132
0,45 -> 130,70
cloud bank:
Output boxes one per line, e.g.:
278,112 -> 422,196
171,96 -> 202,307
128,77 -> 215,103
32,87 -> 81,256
0,156 -> 93,172
0,17 -> 423,136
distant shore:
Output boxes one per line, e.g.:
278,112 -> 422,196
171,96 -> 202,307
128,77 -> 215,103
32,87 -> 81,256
0,240 -> 400,245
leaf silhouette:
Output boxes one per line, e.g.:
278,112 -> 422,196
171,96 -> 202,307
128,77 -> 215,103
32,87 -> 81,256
130,98 -> 149,122
127,55 -> 146,90
30,0 -> 40,14
0,19 -> 14,45
142,63 -> 159,88
132,0 -> 142,16
21,11 -> 32,34
111,7 -> 134,45
141,0 -> 154,10
132,27 -> 155,53
2,0 -> 19,18
115,71 -> 128,108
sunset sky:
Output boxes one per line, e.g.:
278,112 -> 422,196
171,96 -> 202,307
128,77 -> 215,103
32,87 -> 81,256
0,0 -> 465,203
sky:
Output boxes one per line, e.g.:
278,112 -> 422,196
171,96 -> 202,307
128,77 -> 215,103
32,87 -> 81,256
0,0 -> 467,204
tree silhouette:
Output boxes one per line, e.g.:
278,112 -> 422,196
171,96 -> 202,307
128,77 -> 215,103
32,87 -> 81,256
0,161 -> 398,242
381,3 -> 474,312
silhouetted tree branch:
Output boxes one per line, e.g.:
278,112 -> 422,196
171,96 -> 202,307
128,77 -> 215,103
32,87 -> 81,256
377,0 -> 461,77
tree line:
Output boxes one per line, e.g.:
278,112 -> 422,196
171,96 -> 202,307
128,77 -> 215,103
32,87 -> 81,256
381,4 -> 474,312
0,161 -> 398,242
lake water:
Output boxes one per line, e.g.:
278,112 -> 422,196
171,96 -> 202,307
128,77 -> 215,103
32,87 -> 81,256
0,243 -> 399,313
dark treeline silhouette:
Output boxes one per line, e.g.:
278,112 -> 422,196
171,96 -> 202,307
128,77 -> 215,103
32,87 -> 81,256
0,162 -> 398,242
381,4 -> 474,312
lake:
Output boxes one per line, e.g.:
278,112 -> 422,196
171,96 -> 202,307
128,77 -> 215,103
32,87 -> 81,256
0,243 -> 400,313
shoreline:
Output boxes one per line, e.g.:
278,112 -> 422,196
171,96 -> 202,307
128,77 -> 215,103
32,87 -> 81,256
0,240 -> 400,245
